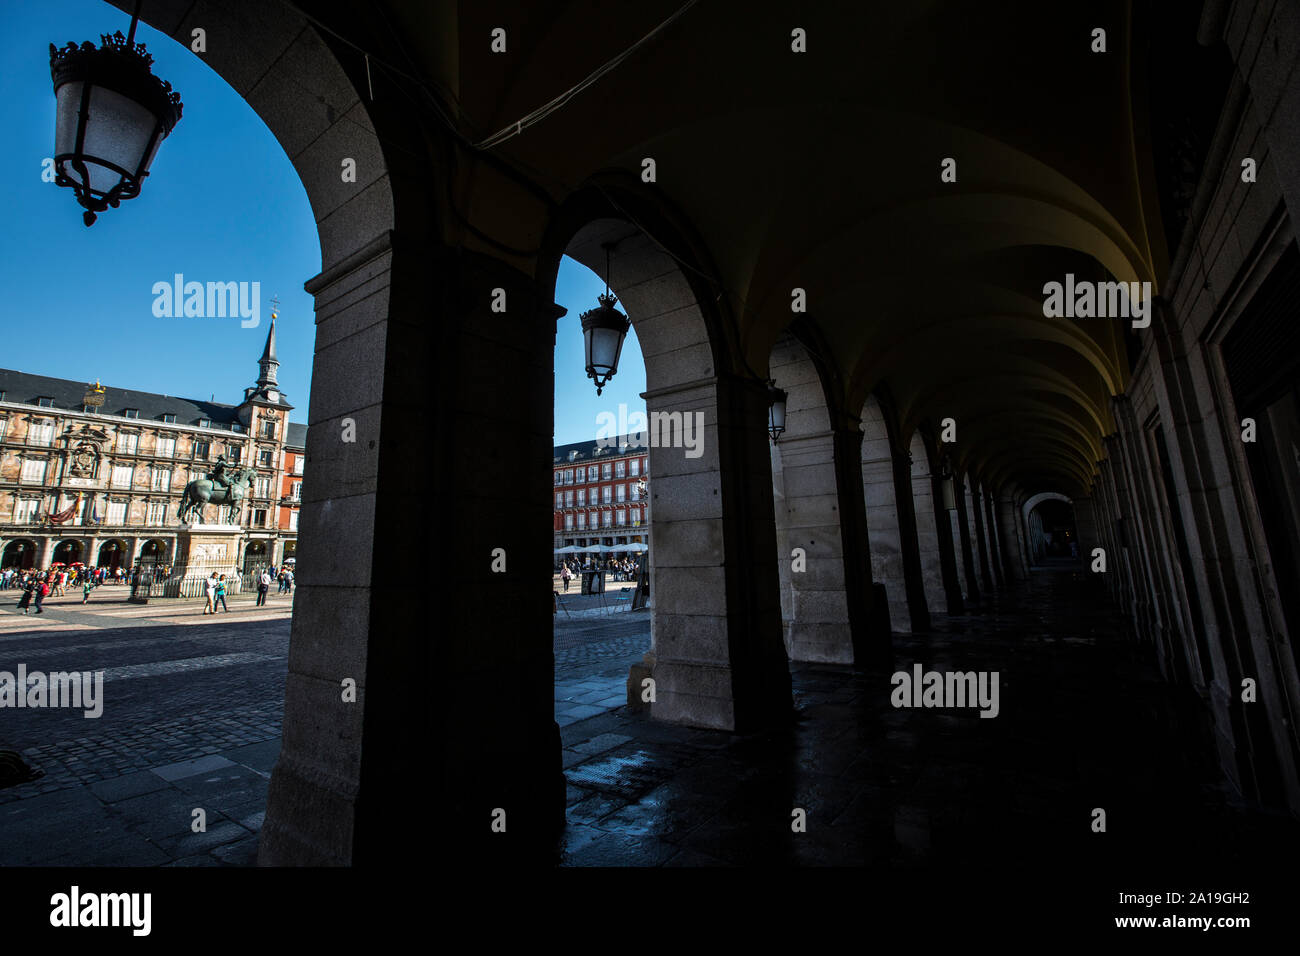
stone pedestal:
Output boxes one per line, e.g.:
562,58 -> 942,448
175,524 -> 244,596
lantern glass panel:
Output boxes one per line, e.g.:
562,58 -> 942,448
768,399 -> 786,436
53,80 -> 83,157
85,85 -> 156,177
588,326 -> 623,374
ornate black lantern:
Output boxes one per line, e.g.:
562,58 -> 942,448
766,380 -> 788,441
580,244 -> 630,396
50,6 -> 183,226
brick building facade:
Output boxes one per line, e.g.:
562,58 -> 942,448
0,320 -> 306,572
553,432 -> 649,562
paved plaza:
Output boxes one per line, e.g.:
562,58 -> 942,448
4,574 -> 1296,870
0,586 -> 650,865
0,589 -> 293,865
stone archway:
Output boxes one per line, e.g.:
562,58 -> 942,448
541,194 -> 792,732
1,539 -> 37,570
97,539 -> 128,570
767,329 -> 865,663
106,0 -> 400,866
138,538 -> 167,562
242,540 -> 269,574
52,539 -> 83,566
1022,492 -> 1077,564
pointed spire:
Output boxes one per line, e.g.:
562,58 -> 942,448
257,313 -> 279,387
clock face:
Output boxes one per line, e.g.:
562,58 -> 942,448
267,390 -> 279,402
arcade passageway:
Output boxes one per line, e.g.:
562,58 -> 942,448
95,0 -> 1300,866
553,569 -> 1300,870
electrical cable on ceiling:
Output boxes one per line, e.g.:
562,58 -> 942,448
267,0 -> 744,327
473,0 -> 702,150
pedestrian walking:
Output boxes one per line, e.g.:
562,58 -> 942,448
203,573 -> 217,615
17,582 -> 33,614
257,569 -> 271,606
34,579 -> 49,614
82,577 -> 94,604
215,575 -> 229,612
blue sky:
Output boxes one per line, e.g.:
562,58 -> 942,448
1,0 -> 645,445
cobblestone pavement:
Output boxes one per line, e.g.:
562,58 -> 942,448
555,571 -> 1300,870
0,591 -> 648,865
554,609 -> 650,726
0,593 -> 291,866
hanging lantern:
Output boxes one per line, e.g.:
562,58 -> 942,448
580,292 -> 630,396
50,8 -> 183,227
766,380 -> 788,441
581,243 -> 630,396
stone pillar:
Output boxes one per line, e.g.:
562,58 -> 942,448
36,537 -> 55,569
996,492 -> 1026,580
647,373 -> 792,731
1073,495 -> 1096,560
931,469 -> 964,614
774,430 -> 856,664
910,434 -> 947,616
833,423 -> 889,665
970,484 -> 996,592
982,490 -> 1002,586
954,476 -> 980,604
892,443 -> 932,631
861,397 -> 912,632
771,444 -> 794,655
261,241 -> 565,865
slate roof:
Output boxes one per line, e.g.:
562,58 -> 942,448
552,431 -> 649,465
0,368 -> 305,443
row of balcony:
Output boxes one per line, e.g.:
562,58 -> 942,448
1,479 -> 300,502
3,441 -> 288,467
555,494 -> 647,504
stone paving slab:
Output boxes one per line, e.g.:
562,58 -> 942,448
150,754 -> 237,781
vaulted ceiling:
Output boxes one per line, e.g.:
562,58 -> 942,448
118,0 -> 1177,498
410,0 -> 1167,497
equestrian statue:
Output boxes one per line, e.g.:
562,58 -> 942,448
176,456 -> 254,524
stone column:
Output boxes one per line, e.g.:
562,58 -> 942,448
833,423 -> 889,665
647,373 -> 792,731
774,430 -> 857,664
892,443 -> 932,631
910,435 -> 948,615
954,476 -> 980,604
861,398 -> 911,632
982,490 -> 1003,586
996,491 -> 1026,580
930,470 -> 964,614
1072,495 -> 1096,560
261,241 -> 566,865
970,484 -> 996,592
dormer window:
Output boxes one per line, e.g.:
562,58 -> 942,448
123,408 -> 139,419
37,397 -> 54,407
231,423 -> 243,433
161,413 -> 176,423
198,418 -> 212,428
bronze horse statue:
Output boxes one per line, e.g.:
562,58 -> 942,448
177,465 -> 255,524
